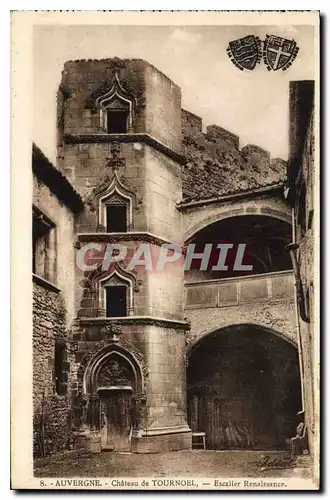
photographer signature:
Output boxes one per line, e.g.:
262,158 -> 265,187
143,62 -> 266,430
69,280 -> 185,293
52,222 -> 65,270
260,454 -> 296,471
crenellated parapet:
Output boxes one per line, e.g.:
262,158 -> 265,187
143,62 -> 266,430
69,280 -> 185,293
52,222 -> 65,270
181,109 -> 287,202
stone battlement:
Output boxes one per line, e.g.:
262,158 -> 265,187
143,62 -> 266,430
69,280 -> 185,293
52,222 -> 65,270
181,109 -> 286,202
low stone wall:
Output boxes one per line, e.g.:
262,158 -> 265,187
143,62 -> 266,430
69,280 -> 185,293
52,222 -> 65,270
33,281 -> 73,458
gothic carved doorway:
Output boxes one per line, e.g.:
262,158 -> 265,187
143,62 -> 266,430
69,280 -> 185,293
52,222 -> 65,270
90,351 -> 139,452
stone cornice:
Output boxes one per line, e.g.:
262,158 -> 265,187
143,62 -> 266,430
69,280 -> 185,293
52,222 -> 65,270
184,269 -> 294,287
178,183 -> 285,210
63,133 -> 185,165
76,231 -> 176,247
33,273 -> 61,293
78,316 -> 190,331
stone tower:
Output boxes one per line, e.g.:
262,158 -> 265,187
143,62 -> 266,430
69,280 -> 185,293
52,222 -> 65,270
57,58 -> 191,452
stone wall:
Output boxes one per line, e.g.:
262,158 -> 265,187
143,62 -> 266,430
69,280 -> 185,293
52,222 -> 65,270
59,59 -> 146,136
181,109 -> 287,202
33,176 -> 76,327
294,100 -> 317,455
185,294 -> 297,350
33,170 -> 77,458
33,282 -> 73,458
59,58 -> 181,154
63,142 -> 147,228
287,80 -> 317,459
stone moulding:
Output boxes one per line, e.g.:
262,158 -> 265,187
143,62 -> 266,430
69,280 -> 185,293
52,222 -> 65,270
76,231 -> 176,247
32,273 -> 61,294
78,316 -> 190,331
185,319 -> 297,355
85,69 -> 145,115
63,133 -> 185,165
177,182 -> 285,210
81,261 -> 143,295
79,338 -> 149,392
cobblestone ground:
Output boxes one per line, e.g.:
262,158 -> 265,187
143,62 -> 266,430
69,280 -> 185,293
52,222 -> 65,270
34,451 -> 312,479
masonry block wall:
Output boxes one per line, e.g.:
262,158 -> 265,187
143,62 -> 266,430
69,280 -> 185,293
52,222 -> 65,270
299,117 -> 316,456
33,175 -> 76,458
288,81 -> 316,457
181,109 -> 287,202
33,284 -> 73,457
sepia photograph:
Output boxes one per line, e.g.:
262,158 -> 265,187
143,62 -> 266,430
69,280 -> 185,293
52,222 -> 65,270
11,10 -> 320,491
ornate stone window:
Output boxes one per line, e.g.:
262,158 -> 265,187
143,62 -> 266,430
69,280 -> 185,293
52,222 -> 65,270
99,268 -> 134,317
98,174 -> 134,232
96,73 -> 134,134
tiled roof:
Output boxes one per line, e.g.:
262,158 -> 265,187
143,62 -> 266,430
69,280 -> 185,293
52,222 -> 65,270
33,144 -> 84,213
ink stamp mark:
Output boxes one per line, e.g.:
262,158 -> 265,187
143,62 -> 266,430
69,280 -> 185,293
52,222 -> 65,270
263,35 -> 299,71
227,35 -> 262,71
227,34 -> 299,71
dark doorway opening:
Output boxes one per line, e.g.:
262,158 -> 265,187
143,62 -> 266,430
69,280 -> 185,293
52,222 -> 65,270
106,286 -> 127,317
187,325 -> 301,450
106,205 -> 127,233
107,110 -> 128,134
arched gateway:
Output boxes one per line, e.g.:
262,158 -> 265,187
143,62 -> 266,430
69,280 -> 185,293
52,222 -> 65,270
187,324 -> 302,451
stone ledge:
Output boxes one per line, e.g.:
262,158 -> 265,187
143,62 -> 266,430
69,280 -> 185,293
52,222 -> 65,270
64,133 -> 185,165
184,269 -> 294,287
78,316 -> 190,330
177,182 -> 285,210
33,273 -> 61,293
131,428 -> 192,453
141,425 -> 191,437
76,231 -> 175,247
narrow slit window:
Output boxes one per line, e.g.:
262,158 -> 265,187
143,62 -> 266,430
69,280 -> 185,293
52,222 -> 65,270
55,342 -> 68,395
106,205 -> 127,233
106,286 -> 127,317
106,109 -> 128,134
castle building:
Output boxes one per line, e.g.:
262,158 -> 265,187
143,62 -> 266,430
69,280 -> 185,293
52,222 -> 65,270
285,80 -> 317,459
32,58 -> 316,457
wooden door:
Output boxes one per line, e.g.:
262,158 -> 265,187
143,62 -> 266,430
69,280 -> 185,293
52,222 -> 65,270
100,391 -> 132,451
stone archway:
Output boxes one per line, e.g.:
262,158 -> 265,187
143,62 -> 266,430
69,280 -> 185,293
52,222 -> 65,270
91,350 -> 138,451
186,324 -> 302,451
75,340 -> 147,452
184,198 -> 292,243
